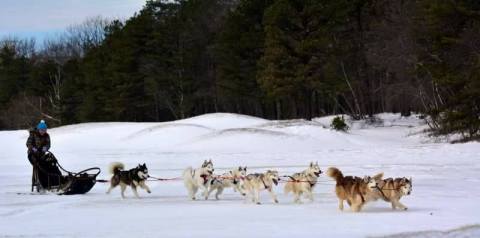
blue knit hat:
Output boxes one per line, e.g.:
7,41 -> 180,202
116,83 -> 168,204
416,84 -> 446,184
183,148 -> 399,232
37,120 -> 47,130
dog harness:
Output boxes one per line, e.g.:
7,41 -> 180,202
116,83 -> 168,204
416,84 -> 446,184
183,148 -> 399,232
376,180 -> 402,202
261,177 -> 270,190
376,184 -> 390,202
200,174 -> 209,185
288,175 -> 316,188
192,170 -> 209,185
360,192 -> 366,203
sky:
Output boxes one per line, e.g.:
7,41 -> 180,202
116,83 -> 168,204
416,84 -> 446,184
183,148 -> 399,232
0,0 -> 146,45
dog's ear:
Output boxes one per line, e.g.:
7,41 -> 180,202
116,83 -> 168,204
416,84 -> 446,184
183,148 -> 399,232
315,161 -> 319,166
244,166 -> 247,171
373,172 -> 384,180
143,163 -> 146,167
310,162 -> 314,167
238,166 -> 242,171
409,177 -> 412,183
363,176 -> 370,183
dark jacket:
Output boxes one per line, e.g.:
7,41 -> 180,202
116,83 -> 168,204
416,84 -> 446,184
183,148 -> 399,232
26,129 -> 51,152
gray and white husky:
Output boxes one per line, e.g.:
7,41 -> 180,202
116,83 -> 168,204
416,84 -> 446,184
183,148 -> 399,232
182,160 -> 214,200
284,162 -> 322,203
243,170 -> 280,204
367,173 -> 413,210
206,166 -> 247,200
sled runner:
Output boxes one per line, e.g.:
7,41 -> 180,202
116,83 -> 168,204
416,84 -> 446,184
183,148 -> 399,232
31,152 -> 100,195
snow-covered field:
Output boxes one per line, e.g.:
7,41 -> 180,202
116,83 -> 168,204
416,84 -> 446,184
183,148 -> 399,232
1,113 -> 479,237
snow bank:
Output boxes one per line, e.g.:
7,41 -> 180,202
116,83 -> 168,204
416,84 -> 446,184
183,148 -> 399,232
377,225 -> 480,238
1,113 -> 479,238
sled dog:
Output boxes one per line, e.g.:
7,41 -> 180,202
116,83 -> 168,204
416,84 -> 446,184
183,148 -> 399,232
183,160 -> 214,200
243,170 -> 280,204
207,166 -> 247,200
327,167 -> 378,212
284,162 -> 322,203
106,162 -> 151,198
367,174 -> 412,210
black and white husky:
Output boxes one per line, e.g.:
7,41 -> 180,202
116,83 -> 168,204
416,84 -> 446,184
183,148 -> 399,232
182,160 -> 214,200
206,166 -> 247,200
106,162 -> 151,198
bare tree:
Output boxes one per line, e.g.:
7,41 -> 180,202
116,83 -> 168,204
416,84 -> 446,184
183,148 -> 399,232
35,17 -> 112,124
364,0 -> 423,115
42,16 -> 111,62
0,36 -> 36,58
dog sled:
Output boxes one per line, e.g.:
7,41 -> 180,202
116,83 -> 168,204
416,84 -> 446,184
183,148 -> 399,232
31,152 -> 100,195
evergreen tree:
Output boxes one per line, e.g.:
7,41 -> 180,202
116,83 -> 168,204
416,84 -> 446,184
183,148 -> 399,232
0,0 -> 477,142
258,0 -> 356,119
215,0 -> 274,117
416,0 -> 480,140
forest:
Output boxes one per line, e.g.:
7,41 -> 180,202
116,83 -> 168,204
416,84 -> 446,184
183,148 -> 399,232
0,0 -> 479,141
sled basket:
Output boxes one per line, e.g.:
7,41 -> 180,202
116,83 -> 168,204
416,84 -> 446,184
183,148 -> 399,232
32,152 -> 101,195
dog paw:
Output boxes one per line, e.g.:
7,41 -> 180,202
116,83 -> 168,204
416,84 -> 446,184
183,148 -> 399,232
274,199 -> 279,203
147,190 -> 151,194
256,202 -> 261,205
403,207 -> 408,211
241,193 -> 246,196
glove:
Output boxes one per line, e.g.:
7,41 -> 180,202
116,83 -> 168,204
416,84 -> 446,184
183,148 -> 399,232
45,155 -> 56,162
42,147 -> 48,153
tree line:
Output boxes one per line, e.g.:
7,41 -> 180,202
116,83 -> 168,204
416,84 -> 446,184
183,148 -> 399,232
0,0 -> 479,141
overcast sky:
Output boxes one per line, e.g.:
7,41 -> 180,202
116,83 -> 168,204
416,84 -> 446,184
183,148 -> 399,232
0,0 -> 146,43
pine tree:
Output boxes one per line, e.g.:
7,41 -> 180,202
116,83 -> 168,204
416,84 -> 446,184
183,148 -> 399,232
215,0 -> 275,117
258,0 -> 356,119
416,0 -> 480,140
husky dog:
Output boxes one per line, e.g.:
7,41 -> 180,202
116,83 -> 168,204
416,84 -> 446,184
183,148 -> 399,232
207,166 -> 247,200
367,174 -> 413,210
327,167 -> 378,212
243,170 -> 280,204
106,162 -> 151,198
284,162 -> 322,203
183,160 -> 214,200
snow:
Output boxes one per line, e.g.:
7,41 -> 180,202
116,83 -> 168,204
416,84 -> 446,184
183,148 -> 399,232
1,113 -> 479,237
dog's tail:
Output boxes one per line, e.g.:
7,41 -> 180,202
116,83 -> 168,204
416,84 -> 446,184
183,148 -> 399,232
109,162 -> 125,175
327,167 -> 343,182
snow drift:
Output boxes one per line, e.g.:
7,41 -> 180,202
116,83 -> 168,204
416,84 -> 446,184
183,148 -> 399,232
1,113 -> 479,237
